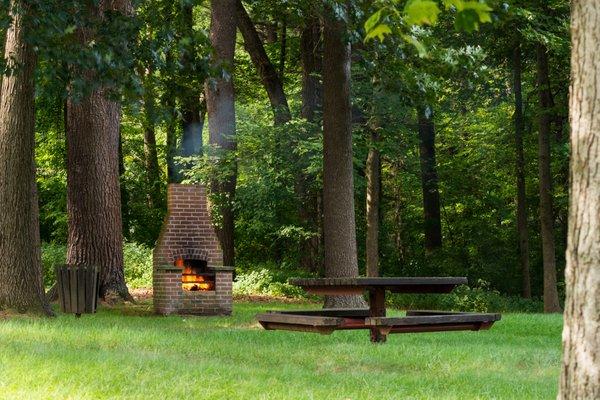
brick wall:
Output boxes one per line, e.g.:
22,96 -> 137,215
153,184 -> 232,316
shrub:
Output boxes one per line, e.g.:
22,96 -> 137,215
388,280 -> 543,313
41,242 -> 153,289
233,268 -> 306,298
41,243 -> 66,288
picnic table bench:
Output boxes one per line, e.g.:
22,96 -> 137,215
256,277 -> 501,343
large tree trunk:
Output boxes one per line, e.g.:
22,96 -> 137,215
236,0 -> 290,125
559,2 -> 600,396
365,128 -> 381,277
536,43 -> 561,313
418,107 -> 442,252
66,0 -> 133,301
512,43 -> 531,299
0,1 -> 52,315
206,0 -> 237,267
322,5 -> 365,308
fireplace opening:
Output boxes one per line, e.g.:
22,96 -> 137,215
176,258 -> 215,292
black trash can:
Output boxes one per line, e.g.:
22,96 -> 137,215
55,265 -> 100,316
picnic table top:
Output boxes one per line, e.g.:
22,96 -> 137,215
288,277 -> 468,294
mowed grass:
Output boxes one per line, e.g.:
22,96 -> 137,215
0,300 -> 562,400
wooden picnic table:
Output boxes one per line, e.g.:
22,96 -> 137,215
257,277 -> 501,343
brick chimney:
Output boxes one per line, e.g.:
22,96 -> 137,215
153,184 -> 232,315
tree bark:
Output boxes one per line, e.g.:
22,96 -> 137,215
0,0 -> 52,315
512,42 -> 531,299
322,4 -> 365,308
559,2 -> 600,396
365,128 -> 381,277
66,0 -> 133,301
206,0 -> 237,267
235,0 -> 290,125
418,107 -> 442,252
536,43 -> 561,313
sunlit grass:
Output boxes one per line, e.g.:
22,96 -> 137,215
0,300 -> 562,399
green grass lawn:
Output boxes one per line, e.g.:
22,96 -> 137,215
0,300 -> 562,400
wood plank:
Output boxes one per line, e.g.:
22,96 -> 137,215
257,313 -> 344,327
289,277 -> 467,294
368,288 -> 387,343
365,313 -> 501,327
77,267 -> 85,315
258,322 -> 336,335
289,277 -> 467,287
271,308 -> 371,318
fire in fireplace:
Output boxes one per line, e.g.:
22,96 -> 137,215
176,258 -> 215,292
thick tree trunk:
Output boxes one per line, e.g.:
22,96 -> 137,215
512,43 -> 531,299
322,5 -> 365,308
0,1 -> 52,315
536,43 -> 561,313
66,0 -> 133,301
206,0 -> 237,267
559,2 -> 600,396
236,0 -> 290,125
418,107 -> 442,252
365,128 -> 381,277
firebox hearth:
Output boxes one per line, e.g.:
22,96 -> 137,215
153,184 -> 233,316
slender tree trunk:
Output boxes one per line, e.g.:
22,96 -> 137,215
559,2 -> 600,396
279,15 -> 286,80
66,0 -> 133,301
163,50 -> 178,184
141,71 -> 161,208
300,15 -> 321,121
0,1 -> 52,315
512,43 -> 531,298
536,43 -> 561,313
298,14 -> 322,272
365,128 -> 381,277
322,4 -> 365,308
236,0 -> 290,125
178,1 -> 204,173
417,107 -> 442,252
206,0 -> 237,267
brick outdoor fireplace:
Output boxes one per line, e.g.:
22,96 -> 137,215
153,184 -> 233,316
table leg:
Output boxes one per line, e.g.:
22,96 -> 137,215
369,288 -> 387,343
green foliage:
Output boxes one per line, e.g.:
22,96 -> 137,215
388,281 -> 544,313
40,243 -> 66,288
41,243 -> 153,289
364,0 -> 493,45
122,242 -> 154,289
233,268 -> 306,298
